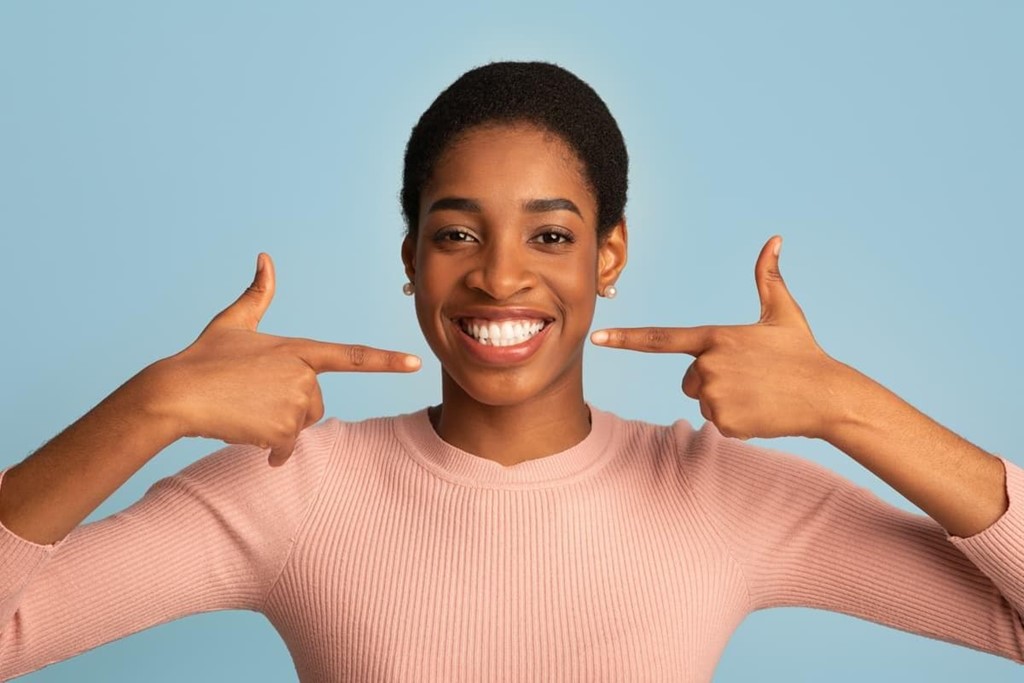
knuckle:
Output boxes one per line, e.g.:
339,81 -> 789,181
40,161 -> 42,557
765,265 -> 784,284
611,329 -> 629,346
347,345 -> 367,367
273,420 -> 296,440
715,329 -> 738,350
681,369 -> 699,398
718,417 -> 746,440
643,328 -> 669,349
294,390 -> 312,410
299,366 -> 318,388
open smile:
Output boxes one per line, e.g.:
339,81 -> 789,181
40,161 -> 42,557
457,317 -> 550,346
449,314 -> 556,364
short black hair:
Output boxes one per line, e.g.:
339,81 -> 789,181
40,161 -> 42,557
400,61 -> 628,240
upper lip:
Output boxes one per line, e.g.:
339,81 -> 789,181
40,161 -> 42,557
449,306 -> 556,322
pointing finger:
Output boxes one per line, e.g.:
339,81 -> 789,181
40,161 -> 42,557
287,338 -> 422,374
590,325 -> 721,355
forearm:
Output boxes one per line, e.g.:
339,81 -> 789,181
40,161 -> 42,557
0,362 -> 182,545
821,360 -> 1008,538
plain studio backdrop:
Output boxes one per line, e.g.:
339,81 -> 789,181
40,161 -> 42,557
1,2 -> 1021,681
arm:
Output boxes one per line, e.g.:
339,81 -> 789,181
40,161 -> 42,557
0,363 -> 180,546
823,359 -> 1008,539
0,251 -> 413,675
0,417 -> 337,679
0,249 -> 417,547
676,419 -> 1024,664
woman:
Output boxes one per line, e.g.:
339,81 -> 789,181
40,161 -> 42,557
1,61 -> 1021,682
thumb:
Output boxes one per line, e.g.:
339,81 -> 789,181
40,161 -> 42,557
203,252 -> 277,334
755,235 -> 806,326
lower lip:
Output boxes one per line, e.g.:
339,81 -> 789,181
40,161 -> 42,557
453,320 -> 553,365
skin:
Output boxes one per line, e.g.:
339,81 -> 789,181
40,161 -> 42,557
0,255 -> 422,544
401,122 -> 627,466
591,238 -> 1008,538
0,118 -> 1007,548
402,120 -> 1007,538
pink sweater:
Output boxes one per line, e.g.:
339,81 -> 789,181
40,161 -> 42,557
2,406 -> 1023,681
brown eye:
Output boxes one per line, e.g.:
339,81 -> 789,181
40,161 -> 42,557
532,229 -> 574,245
433,228 -> 477,243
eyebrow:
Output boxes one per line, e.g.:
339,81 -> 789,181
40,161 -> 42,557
426,196 -> 583,219
523,197 -> 582,218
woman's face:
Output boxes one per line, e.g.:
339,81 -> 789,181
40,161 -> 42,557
402,122 -> 627,408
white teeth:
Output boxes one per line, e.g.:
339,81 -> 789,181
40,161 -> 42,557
459,318 -> 548,346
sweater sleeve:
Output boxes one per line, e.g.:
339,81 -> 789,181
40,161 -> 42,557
675,419 -> 1024,664
0,418 -> 339,679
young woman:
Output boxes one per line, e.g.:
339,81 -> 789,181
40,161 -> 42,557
1,61 -> 1022,682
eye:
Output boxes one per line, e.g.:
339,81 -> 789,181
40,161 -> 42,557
531,228 -> 575,245
432,227 -> 478,243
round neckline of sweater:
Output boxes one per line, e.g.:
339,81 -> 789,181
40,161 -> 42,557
393,403 -> 619,489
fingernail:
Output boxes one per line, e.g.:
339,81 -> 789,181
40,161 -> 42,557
591,330 -> 609,344
773,238 -> 782,257
404,355 -> 421,369
256,254 -> 264,273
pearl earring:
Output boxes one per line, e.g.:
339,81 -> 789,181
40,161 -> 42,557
601,284 -> 617,299
402,282 -> 415,296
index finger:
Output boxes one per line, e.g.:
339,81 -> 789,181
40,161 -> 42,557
590,325 -> 718,355
288,338 -> 422,373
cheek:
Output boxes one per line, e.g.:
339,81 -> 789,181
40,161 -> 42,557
548,263 -> 598,330
412,256 -> 466,337
411,262 -> 443,328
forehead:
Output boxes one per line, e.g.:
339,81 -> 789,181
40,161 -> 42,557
423,123 -> 596,222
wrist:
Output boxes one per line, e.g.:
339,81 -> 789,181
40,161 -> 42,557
811,360 -> 892,446
129,358 -> 190,444
816,358 -> 880,444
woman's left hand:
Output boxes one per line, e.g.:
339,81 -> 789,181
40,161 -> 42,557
591,235 -> 847,441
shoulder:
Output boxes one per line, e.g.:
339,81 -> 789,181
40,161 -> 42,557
170,409 -> 421,483
151,417 -> 345,508
591,405 -> 700,459
588,407 -> 704,480
595,406 -> 830,491
661,414 -> 869,511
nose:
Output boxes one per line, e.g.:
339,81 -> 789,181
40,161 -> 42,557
464,238 -> 539,301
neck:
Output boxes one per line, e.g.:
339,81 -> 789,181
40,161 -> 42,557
432,370 -> 591,467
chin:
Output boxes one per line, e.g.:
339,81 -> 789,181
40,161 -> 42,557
445,368 -> 549,408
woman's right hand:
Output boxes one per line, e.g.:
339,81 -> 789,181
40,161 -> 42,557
149,252 -> 421,466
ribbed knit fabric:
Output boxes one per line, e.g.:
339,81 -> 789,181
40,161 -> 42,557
2,406 -> 1023,681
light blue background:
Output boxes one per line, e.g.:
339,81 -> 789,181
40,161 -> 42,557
1,1 -> 1021,680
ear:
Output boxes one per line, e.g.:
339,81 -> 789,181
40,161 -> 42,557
597,219 -> 628,292
401,233 -> 416,283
